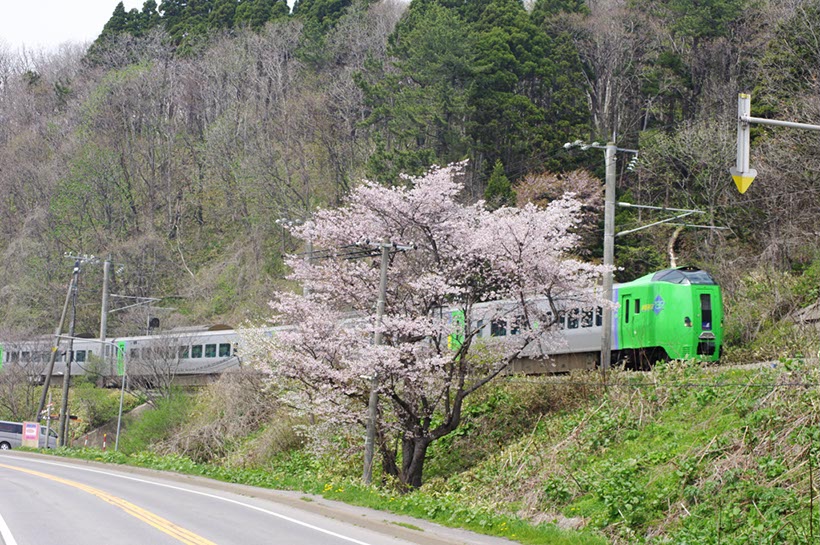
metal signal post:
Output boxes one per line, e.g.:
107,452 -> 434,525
731,92 -> 820,193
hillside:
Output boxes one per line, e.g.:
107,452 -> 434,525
2,0 -> 820,340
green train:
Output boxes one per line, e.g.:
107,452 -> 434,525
612,266 -> 722,368
483,266 -> 723,373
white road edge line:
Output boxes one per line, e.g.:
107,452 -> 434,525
4,457 -> 377,545
0,511 -> 20,545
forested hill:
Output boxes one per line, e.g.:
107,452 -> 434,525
1,0 -> 819,341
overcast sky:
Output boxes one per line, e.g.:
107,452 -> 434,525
0,1 -> 144,52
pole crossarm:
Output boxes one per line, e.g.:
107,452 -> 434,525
301,241 -> 415,261
564,140 -> 638,154
616,212 -> 698,237
742,114 -> 820,132
618,202 -> 706,214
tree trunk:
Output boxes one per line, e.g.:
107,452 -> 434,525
401,436 -> 431,489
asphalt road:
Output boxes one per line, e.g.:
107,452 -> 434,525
0,452 -> 517,545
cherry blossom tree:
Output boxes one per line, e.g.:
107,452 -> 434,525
247,162 -> 607,489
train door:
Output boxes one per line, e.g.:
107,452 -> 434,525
619,292 -> 634,349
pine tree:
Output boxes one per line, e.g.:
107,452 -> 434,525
99,2 -> 130,38
292,0 -> 355,32
484,160 -> 516,209
469,0 -> 589,175
209,0 -> 238,29
358,2 -> 475,181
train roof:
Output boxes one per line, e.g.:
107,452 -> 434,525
625,266 -> 718,287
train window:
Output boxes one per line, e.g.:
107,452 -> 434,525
567,309 -> 579,329
596,307 -> 603,327
21,351 -> 30,361
179,346 -> 189,359
205,344 -> 217,358
581,309 -> 593,328
491,319 -> 507,336
624,299 -> 630,324
700,294 -> 712,330
191,345 -> 203,358
634,299 -> 641,314
219,343 -> 231,357
76,350 -> 86,363
510,315 -> 523,335
557,311 -> 567,329
232,344 -> 238,356
475,320 -> 484,338
130,348 -> 138,359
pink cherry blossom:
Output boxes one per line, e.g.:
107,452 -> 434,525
244,163 -> 608,488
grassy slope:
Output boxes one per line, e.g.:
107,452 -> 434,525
434,360 -> 819,544
55,360 -> 819,545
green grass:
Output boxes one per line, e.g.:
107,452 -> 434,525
390,521 -> 423,531
116,391 -> 195,454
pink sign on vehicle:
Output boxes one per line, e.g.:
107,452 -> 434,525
22,422 -> 40,447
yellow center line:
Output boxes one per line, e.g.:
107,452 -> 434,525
0,462 -> 216,545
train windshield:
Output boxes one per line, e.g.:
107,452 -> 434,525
701,294 -> 712,330
652,267 -> 717,285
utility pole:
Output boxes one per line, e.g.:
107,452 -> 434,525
602,143 -> 616,375
564,140 -> 638,373
35,266 -> 78,421
100,258 -> 111,375
276,217 -> 313,297
297,238 -> 413,484
58,261 -> 80,447
363,240 -> 390,485
305,239 -> 313,297
114,350 -> 127,451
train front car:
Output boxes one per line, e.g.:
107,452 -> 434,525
613,266 -> 723,368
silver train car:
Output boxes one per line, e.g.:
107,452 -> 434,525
0,325 -> 249,386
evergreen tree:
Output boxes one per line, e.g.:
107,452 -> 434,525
209,0 -> 238,29
292,0 -> 355,32
469,0 -> 589,175
358,2 -> 475,181
159,0 -> 216,49
99,2 -> 130,38
484,160 -> 516,209
140,1 -> 162,33
530,0 -> 587,26
409,0 -> 497,24
235,0 -> 289,29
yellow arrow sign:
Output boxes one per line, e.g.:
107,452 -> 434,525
730,168 -> 757,194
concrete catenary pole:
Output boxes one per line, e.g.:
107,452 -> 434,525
100,258 -> 110,375
600,143 -> 616,374
35,263 -> 79,421
58,262 -> 80,446
363,241 -> 390,485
